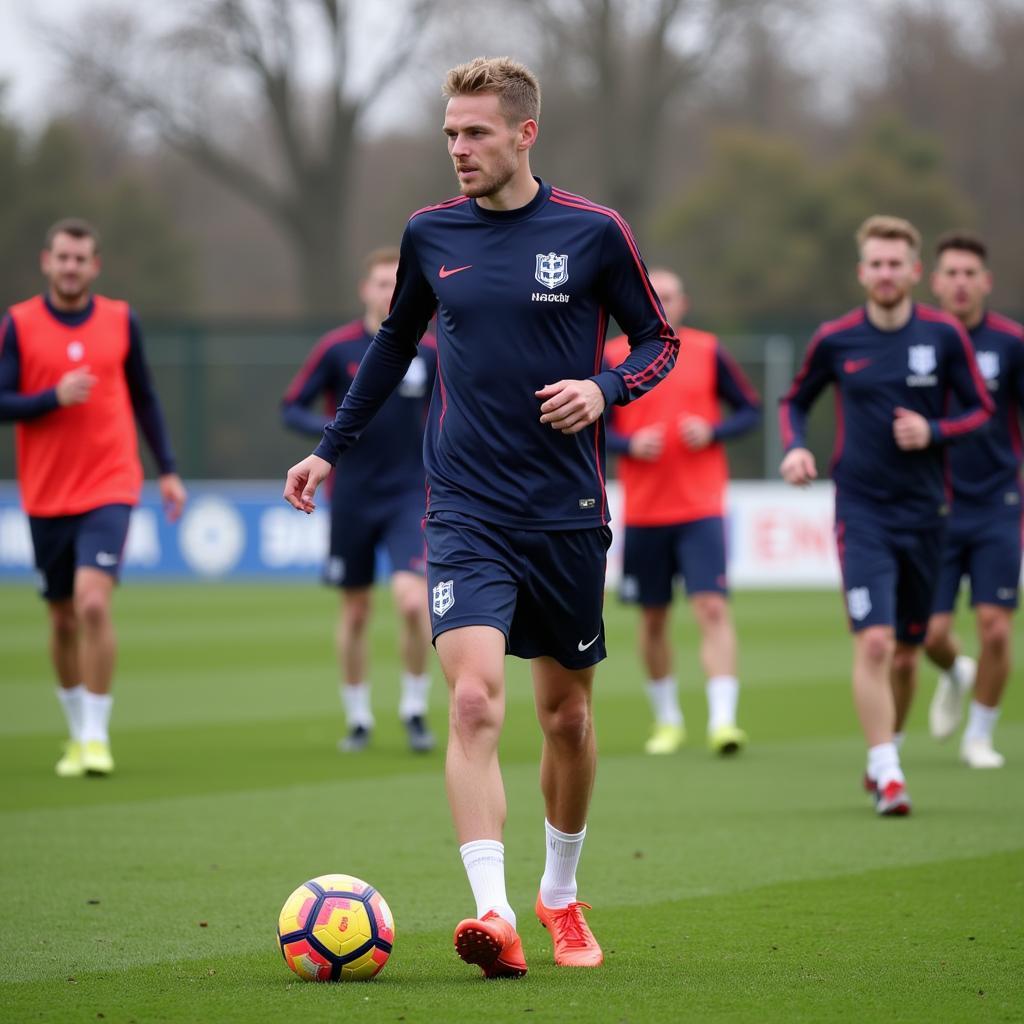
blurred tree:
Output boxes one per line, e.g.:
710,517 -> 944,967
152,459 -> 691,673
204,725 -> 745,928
51,0 -> 439,316
658,115 -> 973,330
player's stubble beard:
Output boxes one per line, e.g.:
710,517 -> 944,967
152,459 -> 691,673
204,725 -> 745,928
867,281 -> 911,311
455,148 -> 518,200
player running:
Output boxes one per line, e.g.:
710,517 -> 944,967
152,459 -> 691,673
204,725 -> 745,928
282,248 -> 438,754
923,231 -> 1023,768
779,215 -> 993,816
0,218 -> 186,777
285,57 -> 677,976
606,268 -> 760,756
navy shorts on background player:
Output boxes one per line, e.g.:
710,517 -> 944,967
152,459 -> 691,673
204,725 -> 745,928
324,490 -> 426,589
425,510 -> 612,669
619,516 -> 728,606
29,503 -> 132,600
932,500 -> 1022,612
835,507 -> 946,643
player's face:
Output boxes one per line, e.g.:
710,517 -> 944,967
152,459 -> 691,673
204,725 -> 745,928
930,249 -> 991,324
649,270 -> 686,325
359,260 -> 398,327
443,93 -> 530,199
857,238 -> 921,310
41,232 -> 100,306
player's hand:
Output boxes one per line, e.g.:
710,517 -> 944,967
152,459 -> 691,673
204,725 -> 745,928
158,473 -> 187,523
55,366 -> 97,406
284,454 -> 332,513
780,447 -> 817,486
893,407 -> 930,450
628,424 -> 664,461
680,416 -> 713,450
536,379 -> 606,435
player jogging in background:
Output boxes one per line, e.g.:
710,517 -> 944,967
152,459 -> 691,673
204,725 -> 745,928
282,248 -> 438,754
779,214 -> 992,816
0,218 -> 186,778
606,268 -> 760,756
923,231 -> 1024,768
285,56 -> 677,977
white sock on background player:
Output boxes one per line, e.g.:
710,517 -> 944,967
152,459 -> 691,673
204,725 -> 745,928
56,684 -> 85,741
460,839 -> 516,928
341,682 -> 374,729
646,676 -> 683,726
80,691 -> 112,744
963,701 -> 999,743
398,672 -> 430,720
867,741 -> 903,788
539,819 -> 586,909
706,675 -> 739,731
893,731 -> 906,750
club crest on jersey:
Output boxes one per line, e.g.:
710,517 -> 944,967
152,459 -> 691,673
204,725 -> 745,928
432,579 -> 454,617
906,345 -> 937,386
535,252 -> 569,290
67,340 -> 84,361
976,350 -> 999,388
846,587 -> 872,622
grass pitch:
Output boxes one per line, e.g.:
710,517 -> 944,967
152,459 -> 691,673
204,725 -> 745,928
1,582 -> 1021,1023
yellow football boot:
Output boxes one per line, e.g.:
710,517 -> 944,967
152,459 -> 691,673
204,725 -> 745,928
644,722 -> 686,755
82,740 -> 115,776
708,724 -> 748,756
55,740 -> 85,778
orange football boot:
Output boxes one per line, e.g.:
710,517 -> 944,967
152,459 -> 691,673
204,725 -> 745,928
453,910 -> 528,979
535,894 -> 604,967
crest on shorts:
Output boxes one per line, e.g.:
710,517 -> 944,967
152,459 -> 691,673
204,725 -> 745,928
535,252 -> 569,290
432,579 -> 454,617
907,345 -> 936,376
976,350 -> 999,382
846,586 -> 872,622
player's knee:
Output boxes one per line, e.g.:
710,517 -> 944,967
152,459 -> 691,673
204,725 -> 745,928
450,678 -> 499,736
693,594 -> 729,630
541,695 -> 591,749
74,589 -> 111,629
342,599 -> 372,633
891,645 -> 918,676
860,628 -> 894,666
49,604 -> 77,640
978,608 -> 1011,656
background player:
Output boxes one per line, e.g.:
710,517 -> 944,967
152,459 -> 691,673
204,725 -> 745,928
285,57 -> 677,977
0,218 -> 186,777
606,268 -> 760,756
923,231 -> 1023,768
282,248 -> 437,754
779,215 -> 992,816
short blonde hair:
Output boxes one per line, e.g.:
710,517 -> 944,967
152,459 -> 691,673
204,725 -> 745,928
363,246 -> 400,276
856,215 -> 921,257
442,57 -> 541,124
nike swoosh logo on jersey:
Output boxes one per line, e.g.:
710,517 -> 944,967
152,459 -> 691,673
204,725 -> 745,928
96,552 -> 119,567
843,358 -> 872,374
577,634 -> 600,652
439,264 -> 472,279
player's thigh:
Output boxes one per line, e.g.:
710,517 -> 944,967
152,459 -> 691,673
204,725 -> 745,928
966,513 -> 1021,610
424,510 -> 518,646
620,525 -> 676,606
75,504 -> 132,583
894,522 -> 947,645
835,514 -> 897,633
676,516 -> 729,597
511,525 -> 612,669
28,514 -> 80,602
325,505 -> 380,588
930,515 -> 970,616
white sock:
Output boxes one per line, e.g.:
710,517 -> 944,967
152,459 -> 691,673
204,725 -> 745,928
398,672 -> 430,720
80,691 -> 112,744
539,819 -> 586,909
341,682 -> 374,729
706,675 -> 739,731
645,676 -> 683,727
867,742 -> 903,788
963,701 -> 999,743
56,684 -> 85,741
893,731 -> 906,751
460,839 -> 515,928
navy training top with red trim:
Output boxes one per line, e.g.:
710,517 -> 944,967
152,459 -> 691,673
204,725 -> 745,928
313,179 -> 679,530
947,311 -> 1024,508
779,303 -> 993,525
281,319 -> 436,503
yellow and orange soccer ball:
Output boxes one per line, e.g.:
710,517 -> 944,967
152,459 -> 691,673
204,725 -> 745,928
277,874 -> 394,982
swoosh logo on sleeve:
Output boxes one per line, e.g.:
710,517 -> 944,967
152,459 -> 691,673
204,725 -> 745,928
843,358 -> 873,374
577,633 -> 600,652
439,264 -> 472,279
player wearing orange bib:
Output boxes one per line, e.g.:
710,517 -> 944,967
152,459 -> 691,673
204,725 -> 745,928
0,219 -> 186,777
607,269 -> 761,755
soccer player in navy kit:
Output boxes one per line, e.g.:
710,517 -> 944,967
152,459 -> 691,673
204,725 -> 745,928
282,248 -> 438,754
923,232 -> 1024,768
779,215 -> 993,816
285,57 -> 677,976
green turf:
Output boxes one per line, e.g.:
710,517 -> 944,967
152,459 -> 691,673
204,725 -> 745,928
1,583 -> 1021,1023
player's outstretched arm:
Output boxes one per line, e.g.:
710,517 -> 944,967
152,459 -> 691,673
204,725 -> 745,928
284,454 -> 333,513
536,379 -> 607,435
780,447 -> 817,486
